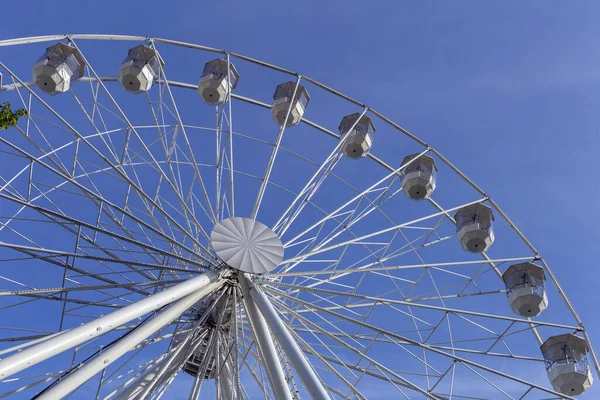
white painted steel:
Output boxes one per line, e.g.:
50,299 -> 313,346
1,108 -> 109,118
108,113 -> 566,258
111,356 -> 172,399
37,280 -> 222,399
246,279 -> 331,400
0,270 -> 220,379
216,345 -> 237,400
239,275 -> 292,400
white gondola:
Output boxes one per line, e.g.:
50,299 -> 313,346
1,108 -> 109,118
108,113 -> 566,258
541,334 -> 593,395
183,334 -> 216,379
454,203 -> 495,252
33,43 -> 85,95
271,81 -> 309,126
182,294 -> 232,381
502,262 -> 548,317
198,59 -> 239,105
338,113 -> 376,159
118,45 -> 163,94
400,153 -> 437,199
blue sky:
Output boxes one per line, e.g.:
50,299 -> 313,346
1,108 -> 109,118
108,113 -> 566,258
1,1 -> 599,398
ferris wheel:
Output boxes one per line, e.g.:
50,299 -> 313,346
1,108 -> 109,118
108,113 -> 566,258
0,34 -> 596,399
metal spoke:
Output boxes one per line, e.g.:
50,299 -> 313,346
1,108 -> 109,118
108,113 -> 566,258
252,75 -> 302,220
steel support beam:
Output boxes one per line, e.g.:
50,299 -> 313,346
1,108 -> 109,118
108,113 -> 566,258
111,354 -> 173,399
216,348 -> 237,400
0,270 -> 221,380
245,278 -> 330,400
38,280 -> 222,399
239,275 -> 292,400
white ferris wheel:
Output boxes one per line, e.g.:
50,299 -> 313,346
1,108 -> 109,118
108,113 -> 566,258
0,34 -> 596,399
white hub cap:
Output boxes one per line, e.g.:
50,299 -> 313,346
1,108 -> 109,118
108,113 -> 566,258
210,217 -> 284,274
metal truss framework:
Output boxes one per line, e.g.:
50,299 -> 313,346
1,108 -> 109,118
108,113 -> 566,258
0,34 -> 595,399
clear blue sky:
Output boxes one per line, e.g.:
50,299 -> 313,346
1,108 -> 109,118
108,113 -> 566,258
1,1 -> 599,398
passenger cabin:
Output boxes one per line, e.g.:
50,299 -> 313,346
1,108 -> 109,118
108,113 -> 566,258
118,45 -> 163,94
198,58 -> 239,105
400,153 -> 437,199
271,81 -> 309,126
454,203 -> 495,253
338,113 -> 376,159
541,334 -> 593,395
502,262 -> 548,317
33,43 -> 85,95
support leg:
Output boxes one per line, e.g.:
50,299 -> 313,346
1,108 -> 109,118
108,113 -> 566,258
0,270 -> 221,380
36,280 -> 224,399
245,278 -> 330,400
239,275 -> 292,400
216,341 -> 237,400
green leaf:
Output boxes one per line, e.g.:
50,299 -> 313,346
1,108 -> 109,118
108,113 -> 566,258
0,102 -> 28,131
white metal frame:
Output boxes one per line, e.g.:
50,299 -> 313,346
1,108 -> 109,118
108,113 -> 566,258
0,34 -> 594,400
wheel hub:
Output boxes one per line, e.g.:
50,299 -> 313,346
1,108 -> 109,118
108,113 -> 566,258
210,217 -> 284,274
